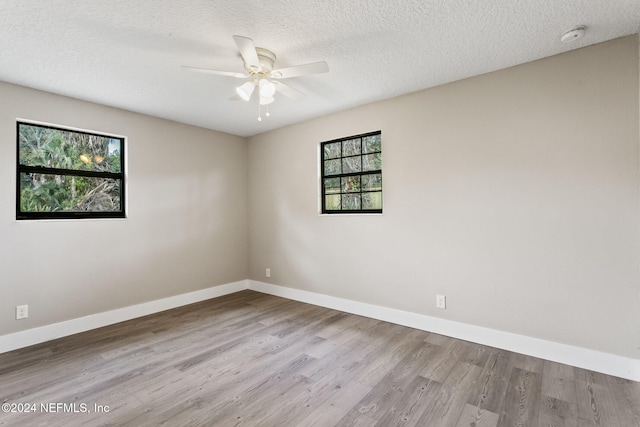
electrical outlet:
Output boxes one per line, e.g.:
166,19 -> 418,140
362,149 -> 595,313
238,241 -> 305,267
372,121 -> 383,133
16,304 -> 28,320
436,295 -> 446,310
266,268 -> 271,278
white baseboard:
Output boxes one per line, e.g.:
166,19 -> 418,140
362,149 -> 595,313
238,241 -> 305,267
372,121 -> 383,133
248,280 -> 640,382
3,278 -> 638,381
0,280 -> 248,354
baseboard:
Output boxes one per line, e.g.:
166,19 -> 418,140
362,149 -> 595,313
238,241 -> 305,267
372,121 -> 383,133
3,278 -> 638,381
0,280 -> 248,354
248,280 -> 640,382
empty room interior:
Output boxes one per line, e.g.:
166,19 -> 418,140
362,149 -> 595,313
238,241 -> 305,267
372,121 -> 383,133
1,1 -> 640,426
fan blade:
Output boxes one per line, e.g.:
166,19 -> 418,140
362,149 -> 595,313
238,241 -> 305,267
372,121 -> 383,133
233,35 -> 261,71
273,81 -> 306,100
270,61 -> 329,79
181,66 -> 247,79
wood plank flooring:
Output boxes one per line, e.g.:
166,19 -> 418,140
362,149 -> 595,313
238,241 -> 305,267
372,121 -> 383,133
0,290 -> 638,426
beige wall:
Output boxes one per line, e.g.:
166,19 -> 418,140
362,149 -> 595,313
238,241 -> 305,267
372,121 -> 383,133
248,36 -> 640,359
1,35 -> 638,362
0,82 -> 248,335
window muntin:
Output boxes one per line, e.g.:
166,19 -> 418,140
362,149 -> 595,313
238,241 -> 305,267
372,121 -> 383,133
16,121 -> 125,220
321,131 -> 382,214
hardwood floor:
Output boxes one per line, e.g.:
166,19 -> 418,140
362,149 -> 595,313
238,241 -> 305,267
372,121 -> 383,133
0,290 -> 638,426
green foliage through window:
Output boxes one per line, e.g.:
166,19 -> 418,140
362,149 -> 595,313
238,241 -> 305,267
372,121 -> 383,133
321,131 -> 382,213
16,122 -> 125,220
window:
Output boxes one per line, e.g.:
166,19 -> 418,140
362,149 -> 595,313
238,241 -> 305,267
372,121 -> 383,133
321,131 -> 382,214
16,121 -> 125,220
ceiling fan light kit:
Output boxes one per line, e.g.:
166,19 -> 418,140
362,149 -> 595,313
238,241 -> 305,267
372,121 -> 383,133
260,95 -> 275,106
184,35 -> 329,121
259,78 -> 276,98
236,81 -> 255,101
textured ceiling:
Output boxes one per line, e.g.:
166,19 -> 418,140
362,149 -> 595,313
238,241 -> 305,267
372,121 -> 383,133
1,1 -> 639,137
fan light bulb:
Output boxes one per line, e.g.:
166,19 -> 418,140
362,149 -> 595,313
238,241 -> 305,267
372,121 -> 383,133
260,96 -> 275,106
259,78 -> 276,98
236,81 -> 255,101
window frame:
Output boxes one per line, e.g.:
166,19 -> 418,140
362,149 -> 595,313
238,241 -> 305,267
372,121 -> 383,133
320,130 -> 382,214
16,121 -> 126,220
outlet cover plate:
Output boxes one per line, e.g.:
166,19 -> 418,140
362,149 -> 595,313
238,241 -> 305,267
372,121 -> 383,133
16,304 -> 28,320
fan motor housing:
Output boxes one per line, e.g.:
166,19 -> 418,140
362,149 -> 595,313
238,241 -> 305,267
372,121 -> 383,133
253,48 -> 276,73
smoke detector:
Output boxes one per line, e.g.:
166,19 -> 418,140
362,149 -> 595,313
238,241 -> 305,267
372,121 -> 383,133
561,26 -> 586,43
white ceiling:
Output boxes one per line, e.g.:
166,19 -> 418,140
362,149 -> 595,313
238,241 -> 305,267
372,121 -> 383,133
1,1 -> 639,137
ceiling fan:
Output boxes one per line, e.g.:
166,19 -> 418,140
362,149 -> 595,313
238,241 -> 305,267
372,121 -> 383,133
183,35 -> 329,120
